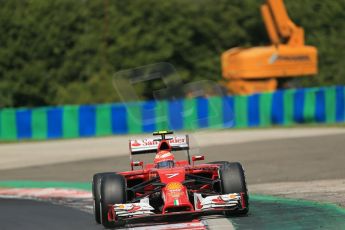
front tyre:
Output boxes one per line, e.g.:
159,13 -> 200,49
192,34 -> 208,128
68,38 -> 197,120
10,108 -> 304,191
218,162 -> 249,215
92,172 -> 114,224
100,174 -> 127,228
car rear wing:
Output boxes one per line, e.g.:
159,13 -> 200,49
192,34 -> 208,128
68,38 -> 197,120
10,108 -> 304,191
129,135 -> 190,155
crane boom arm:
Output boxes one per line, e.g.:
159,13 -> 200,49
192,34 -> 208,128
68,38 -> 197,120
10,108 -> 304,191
262,0 -> 304,46
260,4 -> 280,45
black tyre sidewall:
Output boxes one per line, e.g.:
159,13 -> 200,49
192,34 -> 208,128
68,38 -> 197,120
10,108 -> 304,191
92,172 -> 114,224
218,162 -> 249,215
100,174 -> 126,228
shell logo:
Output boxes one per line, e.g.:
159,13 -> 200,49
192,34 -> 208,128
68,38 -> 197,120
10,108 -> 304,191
166,182 -> 183,191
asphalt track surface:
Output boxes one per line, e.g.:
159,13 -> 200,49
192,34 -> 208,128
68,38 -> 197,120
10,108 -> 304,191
1,132 -> 345,229
1,133 -> 344,183
0,198 -> 96,230
1,196 -> 344,230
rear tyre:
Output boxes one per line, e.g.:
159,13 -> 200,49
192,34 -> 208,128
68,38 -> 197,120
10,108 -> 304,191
216,161 -> 249,216
92,172 -> 114,224
100,174 -> 127,228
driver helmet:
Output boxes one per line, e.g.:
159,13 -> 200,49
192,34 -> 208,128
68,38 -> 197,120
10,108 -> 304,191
154,150 -> 175,168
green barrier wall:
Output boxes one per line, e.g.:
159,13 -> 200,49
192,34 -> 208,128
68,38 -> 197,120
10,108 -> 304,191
0,86 -> 344,140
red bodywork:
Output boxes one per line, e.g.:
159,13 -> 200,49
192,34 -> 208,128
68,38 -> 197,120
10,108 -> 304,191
106,135 -> 245,224
106,163 -> 226,224
120,163 -> 219,209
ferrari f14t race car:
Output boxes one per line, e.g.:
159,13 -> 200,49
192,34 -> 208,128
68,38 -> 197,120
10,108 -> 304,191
92,131 -> 249,228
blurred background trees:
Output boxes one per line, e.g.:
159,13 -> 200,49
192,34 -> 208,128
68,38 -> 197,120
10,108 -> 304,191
0,0 -> 344,107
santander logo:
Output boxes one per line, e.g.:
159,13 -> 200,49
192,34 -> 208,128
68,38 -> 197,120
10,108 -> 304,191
212,196 -> 226,204
142,137 -> 185,146
131,140 -> 141,147
131,136 -> 187,151
128,205 -> 141,213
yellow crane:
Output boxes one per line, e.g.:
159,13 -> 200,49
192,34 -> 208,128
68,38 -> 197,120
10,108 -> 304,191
221,0 -> 318,95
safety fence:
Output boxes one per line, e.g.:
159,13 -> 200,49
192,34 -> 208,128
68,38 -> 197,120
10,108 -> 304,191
0,86 -> 344,140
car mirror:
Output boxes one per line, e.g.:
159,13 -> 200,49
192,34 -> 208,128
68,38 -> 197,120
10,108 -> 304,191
192,155 -> 205,166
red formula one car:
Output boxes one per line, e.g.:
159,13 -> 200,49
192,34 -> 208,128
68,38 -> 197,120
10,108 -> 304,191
92,131 -> 249,228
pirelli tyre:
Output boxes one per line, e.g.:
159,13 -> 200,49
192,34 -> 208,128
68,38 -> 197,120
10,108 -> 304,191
92,172 -> 114,224
100,174 -> 127,228
210,161 -> 249,215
